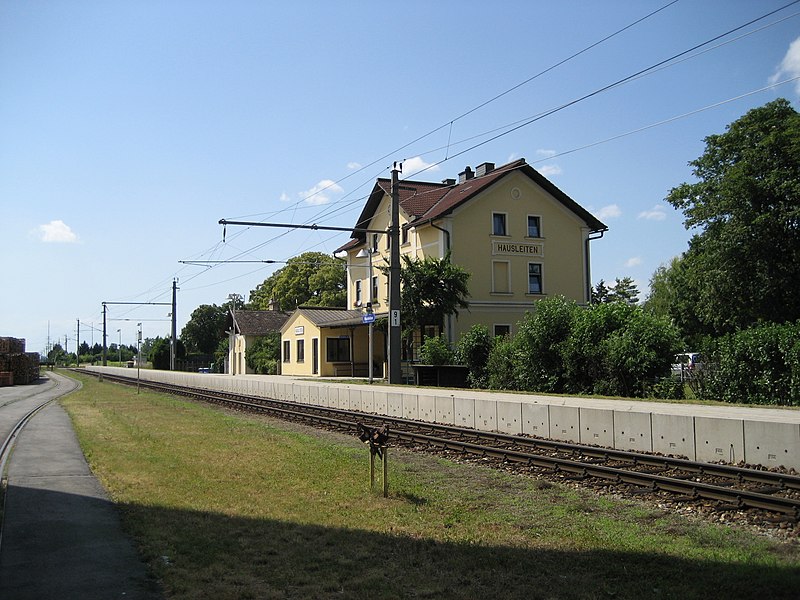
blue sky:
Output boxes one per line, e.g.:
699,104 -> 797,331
2,1 -> 800,355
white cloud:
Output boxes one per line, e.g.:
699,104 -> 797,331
347,161 -> 362,170
537,164 -> 562,177
770,36 -> 800,95
625,257 -> 642,268
300,179 -> 344,206
637,205 -> 667,221
596,204 -> 621,219
279,192 -> 291,202
536,148 -> 557,158
36,220 -> 78,243
400,156 -> 439,176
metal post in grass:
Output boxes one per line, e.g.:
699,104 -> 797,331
382,446 -> 388,498
369,447 -> 388,498
370,451 -> 375,490
359,423 -> 389,498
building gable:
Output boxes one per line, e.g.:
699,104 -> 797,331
337,159 -> 606,254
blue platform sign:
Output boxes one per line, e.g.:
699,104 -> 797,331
362,312 -> 375,324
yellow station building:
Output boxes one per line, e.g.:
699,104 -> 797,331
280,158 -> 607,378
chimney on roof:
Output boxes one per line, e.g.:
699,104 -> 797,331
269,298 -> 280,311
458,166 -> 474,184
475,162 -> 495,177
442,178 -> 456,186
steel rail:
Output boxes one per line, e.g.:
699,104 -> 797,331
76,370 -> 800,518
392,430 -> 800,517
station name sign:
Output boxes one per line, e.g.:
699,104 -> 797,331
492,240 -> 543,257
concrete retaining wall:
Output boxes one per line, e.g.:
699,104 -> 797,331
85,367 -> 800,470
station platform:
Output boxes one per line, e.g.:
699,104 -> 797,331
0,373 -> 161,599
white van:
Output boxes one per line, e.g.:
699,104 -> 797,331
671,352 -> 703,379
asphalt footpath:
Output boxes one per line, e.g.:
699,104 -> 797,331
0,397 -> 162,599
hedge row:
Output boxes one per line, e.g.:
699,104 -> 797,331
454,296 -> 683,399
698,322 -> 800,406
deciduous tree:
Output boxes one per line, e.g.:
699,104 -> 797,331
249,252 -> 346,310
180,304 -> 228,354
393,251 -> 471,339
666,98 -> 800,336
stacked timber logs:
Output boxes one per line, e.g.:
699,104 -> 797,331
0,337 -> 40,386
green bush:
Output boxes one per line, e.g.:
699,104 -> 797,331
512,296 -> 578,393
487,335 -> 516,390
246,333 -> 280,374
701,322 -> 800,405
483,297 -> 682,398
648,376 -> 685,400
418,336 -> 455,366
455,325 -> 494,388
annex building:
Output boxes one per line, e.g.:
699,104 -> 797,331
280,158 -> 607,378
227,307 -> 289,375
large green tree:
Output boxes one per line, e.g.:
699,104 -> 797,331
644,256 -> 706,347
248,252 -> 346,311
665,98 -> 800,336
180,304 -> 228,354
149,336 -> 186,370
395,251 -> 471,338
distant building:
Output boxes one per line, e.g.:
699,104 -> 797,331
280,158 -> 607,377
226,307 -> 289,375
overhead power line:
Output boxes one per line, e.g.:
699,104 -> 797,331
105,3 -> 683,308
402,0 -> 800,180
110,1 -> 800,315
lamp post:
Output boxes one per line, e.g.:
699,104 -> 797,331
356,248 -> 374,384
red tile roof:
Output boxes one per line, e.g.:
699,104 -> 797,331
336,158 -> 606,252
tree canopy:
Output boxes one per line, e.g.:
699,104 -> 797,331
149,336 -> 186,370
248,252 -> 346,311
663,98 -> 800,337
394,251 -> 471,337
180,303 -> 228,354
592,277 -> 639,305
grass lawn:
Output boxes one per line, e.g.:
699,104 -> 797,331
61,372 -> 800,599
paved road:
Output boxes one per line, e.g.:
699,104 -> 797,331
0,372 -> 162,599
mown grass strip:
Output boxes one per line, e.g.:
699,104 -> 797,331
61,372 -> 800,599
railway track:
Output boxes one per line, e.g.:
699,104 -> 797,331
75,369 -> 800,521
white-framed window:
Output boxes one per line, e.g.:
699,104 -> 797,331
494,324 -> 511,337
282,340 -> 290,363
492,260 -> 510,294
355,280 -> 362,305
492,212 -> 508,236
527,215 -> 541,238
371,233 -> 379,252
296,339 -> 305,363
371,276 -> 379,303
528,263 -> 543,294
